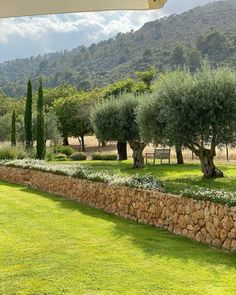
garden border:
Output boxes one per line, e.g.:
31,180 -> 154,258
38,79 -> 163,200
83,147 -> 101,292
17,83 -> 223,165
0,165 -> 235,251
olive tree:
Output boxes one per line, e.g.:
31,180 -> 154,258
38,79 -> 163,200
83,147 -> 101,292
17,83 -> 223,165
91,94 -> 146,168
53,94 -> 93,151
138,67 -> 236,178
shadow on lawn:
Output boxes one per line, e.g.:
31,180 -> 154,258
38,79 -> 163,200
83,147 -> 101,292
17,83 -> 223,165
14,183 -> 236,269
84,162 -> 202,176
165,175 -> 236,193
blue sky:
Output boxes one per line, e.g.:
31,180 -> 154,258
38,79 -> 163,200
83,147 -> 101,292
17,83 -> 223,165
0,0 -> 215,62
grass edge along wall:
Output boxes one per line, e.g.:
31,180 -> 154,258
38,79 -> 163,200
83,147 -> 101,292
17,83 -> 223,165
0,165 -> 235,251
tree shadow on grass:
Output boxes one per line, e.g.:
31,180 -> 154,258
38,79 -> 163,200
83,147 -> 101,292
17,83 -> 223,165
165,175 -> 236,193
7,182 -> 235,271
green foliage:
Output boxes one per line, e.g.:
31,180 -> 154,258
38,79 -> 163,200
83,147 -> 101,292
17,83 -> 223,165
1,1 -> 236,97
70,152 -> 87,161
188,49 -> 202,72
102,79 -> 134,99
138,66 -> 236,177
43,84 -> 78,107
11,111 -> 16,147
0,146 -> 16,159
92,93 -> 146,168
0,113 -> 12,142
196,32 -> 227,54
54,145 -> 75,157
171,44 -> 186,67
139,66 -> 236,146
32,111 -> 61,144
54,153 -> 68,161
0,145 -> 30,160
127,174 -> 164,190
45,150 -> 55,162
181,187 -> 236,207
36,79 -> 45,160
91,153 -> 117,161
135,67 -> 156,89
91,93 -> 141,143
53,93 -> 93,147
24,80 -> 33,149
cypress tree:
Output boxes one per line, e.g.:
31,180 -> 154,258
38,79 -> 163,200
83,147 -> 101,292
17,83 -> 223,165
36,78 -> 45,159
24,80 -> 33,149
11,110 -> 16,147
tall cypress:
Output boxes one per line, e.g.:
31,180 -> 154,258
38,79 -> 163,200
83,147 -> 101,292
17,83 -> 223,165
11,110 -> 16,147
36,78 -> 45,159
24,80 -> 33,149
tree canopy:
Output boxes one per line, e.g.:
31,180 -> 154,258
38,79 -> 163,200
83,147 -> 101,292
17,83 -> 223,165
91,94 -> 146,168
138,66 -> 236,177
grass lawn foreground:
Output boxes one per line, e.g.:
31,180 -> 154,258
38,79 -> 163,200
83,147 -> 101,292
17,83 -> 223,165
0,181 -> 236,294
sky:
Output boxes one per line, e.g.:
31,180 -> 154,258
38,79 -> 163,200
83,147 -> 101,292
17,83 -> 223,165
0,0 -> 216,62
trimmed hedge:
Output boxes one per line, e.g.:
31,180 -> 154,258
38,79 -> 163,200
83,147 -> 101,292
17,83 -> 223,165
70,152 -> 87,161
54,153 -> 68,161
54,145 -> 75,157
92,153 -> 117,161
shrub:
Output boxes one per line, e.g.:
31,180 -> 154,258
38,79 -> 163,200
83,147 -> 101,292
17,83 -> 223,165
126,174 -> 164,191
16,149 -> 29,160
75,166 -> 91,179
54,145 -> 75,157
181,187 -> 236,207
54,153 -> 68,161
0,145 -> 31,160
92,153 -> 117,161
0,146 -> 16,160
45,151 -> 55,161
70,152 -> 87,161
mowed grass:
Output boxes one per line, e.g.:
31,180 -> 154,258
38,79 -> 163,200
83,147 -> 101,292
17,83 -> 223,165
56,160 -> 236,193
0,181 -> 236,294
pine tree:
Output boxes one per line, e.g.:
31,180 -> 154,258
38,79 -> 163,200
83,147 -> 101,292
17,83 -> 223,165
11,110 -> 16,147
36,78 -> 45,159
24,80 -> 33,149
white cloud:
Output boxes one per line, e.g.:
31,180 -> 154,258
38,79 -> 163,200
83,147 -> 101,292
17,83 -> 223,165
0,10 -> 165,44
0,0 -> 214,61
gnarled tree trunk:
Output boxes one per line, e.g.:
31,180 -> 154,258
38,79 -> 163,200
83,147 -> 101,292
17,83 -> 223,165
81,135 -> 86,152
117,141 -> 127,160
129,140 -> 146,168
199,149 -> 224,178
175,144 -> 184,165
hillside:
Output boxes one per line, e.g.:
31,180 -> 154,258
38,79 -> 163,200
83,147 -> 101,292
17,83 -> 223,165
0,0 -> 236,97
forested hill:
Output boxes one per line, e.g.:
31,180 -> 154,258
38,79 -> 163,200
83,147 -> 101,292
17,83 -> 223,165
1,0 -> 236,98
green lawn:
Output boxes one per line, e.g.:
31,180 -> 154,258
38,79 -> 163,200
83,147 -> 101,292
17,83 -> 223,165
0,181 -> 236,294
56,160 -> 236,193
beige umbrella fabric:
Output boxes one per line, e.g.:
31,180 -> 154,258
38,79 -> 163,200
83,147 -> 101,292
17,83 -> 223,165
0,0 -> 167,18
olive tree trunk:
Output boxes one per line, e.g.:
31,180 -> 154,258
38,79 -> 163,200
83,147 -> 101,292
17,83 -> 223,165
117,141 -> 127,160
199,149 -> 224,178
175,144 -> 184,164
79,135 -> 86,152
129,140 -> 146,168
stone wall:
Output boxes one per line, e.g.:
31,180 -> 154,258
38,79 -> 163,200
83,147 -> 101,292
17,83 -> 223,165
0,166 -> 235,251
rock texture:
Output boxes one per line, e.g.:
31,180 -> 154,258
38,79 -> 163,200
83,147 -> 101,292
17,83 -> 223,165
0,166 -> 235,251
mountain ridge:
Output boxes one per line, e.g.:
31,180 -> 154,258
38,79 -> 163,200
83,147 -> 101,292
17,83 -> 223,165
0,0 -> 236,97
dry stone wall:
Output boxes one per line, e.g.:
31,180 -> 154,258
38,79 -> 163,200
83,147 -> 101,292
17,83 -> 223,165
0,166 -> 235,251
